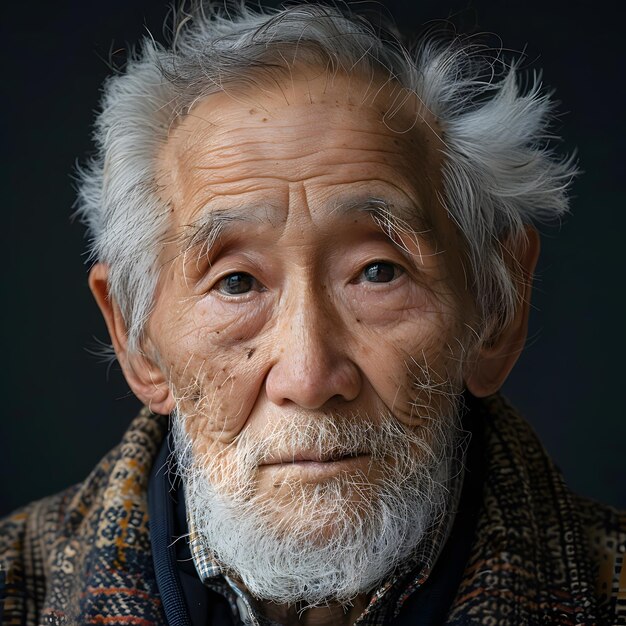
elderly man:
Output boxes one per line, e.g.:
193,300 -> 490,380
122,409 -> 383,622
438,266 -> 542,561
1,3 -> 624,625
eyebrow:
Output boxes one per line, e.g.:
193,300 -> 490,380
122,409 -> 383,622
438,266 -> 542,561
179,196 -> 432,258
179,204 -> 277,257
333,197 -> 432,235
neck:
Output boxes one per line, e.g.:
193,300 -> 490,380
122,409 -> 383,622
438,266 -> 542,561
256,594 -> 370,626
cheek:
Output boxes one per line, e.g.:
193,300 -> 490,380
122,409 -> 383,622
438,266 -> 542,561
352,309 -> 463,425
176,360 -> 250,455
157,302 -> 269,452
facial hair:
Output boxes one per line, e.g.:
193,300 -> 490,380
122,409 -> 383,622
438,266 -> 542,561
171,387 -> 465,607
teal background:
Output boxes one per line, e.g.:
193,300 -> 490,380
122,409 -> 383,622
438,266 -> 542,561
1,0 -> 624,515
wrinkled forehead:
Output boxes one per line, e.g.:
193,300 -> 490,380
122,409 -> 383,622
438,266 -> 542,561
158,67 -> 445,216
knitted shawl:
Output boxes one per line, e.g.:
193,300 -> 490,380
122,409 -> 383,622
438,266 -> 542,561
1,396 -> 624,625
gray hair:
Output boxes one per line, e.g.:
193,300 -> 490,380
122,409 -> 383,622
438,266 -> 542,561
75,1 -> 576,352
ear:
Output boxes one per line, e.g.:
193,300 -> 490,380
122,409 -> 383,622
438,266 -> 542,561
465,227 -> 540,397
89,263 -> 175,415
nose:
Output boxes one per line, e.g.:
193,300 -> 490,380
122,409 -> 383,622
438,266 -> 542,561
265,286 -> 361,409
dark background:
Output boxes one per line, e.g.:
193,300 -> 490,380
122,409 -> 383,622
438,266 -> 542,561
1,1 -> 624,516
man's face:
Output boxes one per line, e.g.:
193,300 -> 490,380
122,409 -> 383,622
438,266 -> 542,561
146,69 -> 468,599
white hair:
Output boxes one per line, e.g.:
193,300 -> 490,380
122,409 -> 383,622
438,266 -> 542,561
75,1 -> 576,351
172,402 -> 463,606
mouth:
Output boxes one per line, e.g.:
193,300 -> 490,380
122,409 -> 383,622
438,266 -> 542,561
258,452 -> 373,483
261,450 -> 368,466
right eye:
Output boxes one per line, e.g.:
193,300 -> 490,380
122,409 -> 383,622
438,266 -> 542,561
215,272 -> 258,296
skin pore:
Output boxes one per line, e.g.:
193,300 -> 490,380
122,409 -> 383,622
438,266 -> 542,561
89,67 -> 539,626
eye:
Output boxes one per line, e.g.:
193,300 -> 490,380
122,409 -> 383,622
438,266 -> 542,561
216,272 -> 259,295
361,262 -> 400,283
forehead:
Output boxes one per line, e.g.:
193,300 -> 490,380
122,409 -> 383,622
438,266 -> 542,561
157,69 -> 444,231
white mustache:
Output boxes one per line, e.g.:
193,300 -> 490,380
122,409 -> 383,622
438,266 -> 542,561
238,414 -> 382,466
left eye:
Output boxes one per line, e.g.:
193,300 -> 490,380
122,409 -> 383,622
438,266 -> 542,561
361,262 -> 400,283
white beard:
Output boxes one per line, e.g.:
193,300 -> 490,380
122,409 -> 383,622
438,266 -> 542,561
171,398 -> 464,608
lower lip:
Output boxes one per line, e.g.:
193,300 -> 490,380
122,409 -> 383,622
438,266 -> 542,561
260,455 -> 371,481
